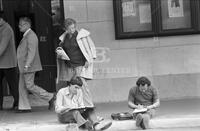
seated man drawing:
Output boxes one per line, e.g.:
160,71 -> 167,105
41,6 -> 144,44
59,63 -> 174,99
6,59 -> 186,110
55,77 -> 112,131
128,76 -> 160,129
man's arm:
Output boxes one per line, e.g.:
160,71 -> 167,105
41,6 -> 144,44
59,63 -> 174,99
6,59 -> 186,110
55,91 -> 71,114
147,87 -> 160,109
128,87 -> 140,109
77,89 -> 85,108
128,100 -> 139,109
25,33 -> 37,68
87,36 -> 96,59
0,26 -> 12,56
147,99 -> 160,109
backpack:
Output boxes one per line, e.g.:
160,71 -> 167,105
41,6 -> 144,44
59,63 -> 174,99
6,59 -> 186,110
111,112 -> 133,120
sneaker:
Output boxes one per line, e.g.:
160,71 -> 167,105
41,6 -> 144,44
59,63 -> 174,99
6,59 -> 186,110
94,120 -> 112,131
84,121 -> 94,131
48,93 -> 56,110
97,116 -> 104,122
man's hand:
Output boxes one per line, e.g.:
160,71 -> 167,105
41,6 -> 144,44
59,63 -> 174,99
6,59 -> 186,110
147,105 -> 154,110
24,65 -> 29,72
85,61 -> 89,68
136,104 -> 144,109
56,47 -> 63,57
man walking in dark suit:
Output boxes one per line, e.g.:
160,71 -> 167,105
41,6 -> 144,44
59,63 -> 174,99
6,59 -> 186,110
0,11 -> 19,110
17,17 -> 55,112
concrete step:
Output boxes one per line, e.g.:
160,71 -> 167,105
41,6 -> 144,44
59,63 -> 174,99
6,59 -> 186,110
107,115 -> 200,130
1,115 -> 200,131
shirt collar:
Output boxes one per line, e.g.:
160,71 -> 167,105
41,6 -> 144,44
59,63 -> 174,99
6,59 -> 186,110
23,28 -> 31,37
64,87 -> 70,96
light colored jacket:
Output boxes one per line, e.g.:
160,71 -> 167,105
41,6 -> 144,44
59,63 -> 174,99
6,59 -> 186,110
17,29 -> 42,73
0,20 -> 17,68
57,28 -> 96,82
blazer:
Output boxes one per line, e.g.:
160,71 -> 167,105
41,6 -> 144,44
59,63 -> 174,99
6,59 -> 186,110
17,29 -> 42,73
0,20 -> 17,68
57,28 -> 96,82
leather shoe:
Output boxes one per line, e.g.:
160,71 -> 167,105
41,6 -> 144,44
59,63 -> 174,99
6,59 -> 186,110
7,106 -> 18,111
94,120 -> 112,131
15,109 -> 31,113
48,93 -> 56,110
84,121 -> 94,131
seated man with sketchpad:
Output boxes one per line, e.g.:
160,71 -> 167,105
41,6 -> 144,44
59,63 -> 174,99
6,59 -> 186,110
128,76 -> 160,129
55,77 -> 112,131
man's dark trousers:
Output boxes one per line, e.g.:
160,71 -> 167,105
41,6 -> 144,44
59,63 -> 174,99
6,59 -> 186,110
0,67 -> 19,109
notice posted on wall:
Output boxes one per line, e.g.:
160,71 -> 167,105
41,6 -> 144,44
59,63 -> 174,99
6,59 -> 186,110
122,0 -> 136,17
168,0 -> 184,18
139,3 -> 152,24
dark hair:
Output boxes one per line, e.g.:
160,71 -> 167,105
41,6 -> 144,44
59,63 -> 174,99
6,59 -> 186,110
64,18 -> 76,29
69,77 -> 83,87
19,17 -> 32,26
136,76 -> 151,87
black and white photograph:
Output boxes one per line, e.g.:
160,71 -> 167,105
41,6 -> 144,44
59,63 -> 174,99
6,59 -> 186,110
0,0 -> 200,131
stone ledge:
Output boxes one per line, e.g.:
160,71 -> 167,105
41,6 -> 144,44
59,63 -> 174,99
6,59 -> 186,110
107,116 -> 200,130
1,115 -> 200,131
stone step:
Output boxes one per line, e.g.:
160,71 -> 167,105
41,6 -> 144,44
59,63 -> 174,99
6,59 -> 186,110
1,115 -> 200,131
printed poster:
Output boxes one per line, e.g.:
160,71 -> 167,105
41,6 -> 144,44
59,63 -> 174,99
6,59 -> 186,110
122,0 -> 136,17
139,3 -> 151,24
168,0 -> 184,17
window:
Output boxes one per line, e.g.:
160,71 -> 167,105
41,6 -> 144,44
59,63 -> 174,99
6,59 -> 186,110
51,0 -> 64,26
51,0 -> 64,48
113,0 -> 200,39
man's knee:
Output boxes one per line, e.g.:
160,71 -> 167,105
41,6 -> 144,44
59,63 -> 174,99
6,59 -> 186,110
25,81 -> 34,91
147,109 -> 155,118
57,112 -> 76,124
72,110 -> 81,116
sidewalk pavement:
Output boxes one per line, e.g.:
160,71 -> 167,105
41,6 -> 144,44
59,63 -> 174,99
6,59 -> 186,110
0,98 -> 200,131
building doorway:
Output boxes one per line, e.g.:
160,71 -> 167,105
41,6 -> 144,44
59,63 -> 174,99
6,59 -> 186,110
1,0 -> 62,93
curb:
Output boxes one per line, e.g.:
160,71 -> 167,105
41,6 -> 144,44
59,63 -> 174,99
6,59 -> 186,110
1,116 -> 200,131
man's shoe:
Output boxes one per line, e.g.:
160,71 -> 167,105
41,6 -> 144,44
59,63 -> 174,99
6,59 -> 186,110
7,106 -> 18,111
15,109 -> 31,113
84,120 -> 94,131
48,93 -> 56,110
94,120 -> 112,131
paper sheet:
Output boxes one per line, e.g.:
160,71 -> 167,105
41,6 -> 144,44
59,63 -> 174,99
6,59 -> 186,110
132,108 -> 148,114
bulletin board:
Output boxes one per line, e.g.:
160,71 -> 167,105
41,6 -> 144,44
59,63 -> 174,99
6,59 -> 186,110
113,0 -> 200,39
161,0 -> 191,30
122,0 -> 152,32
